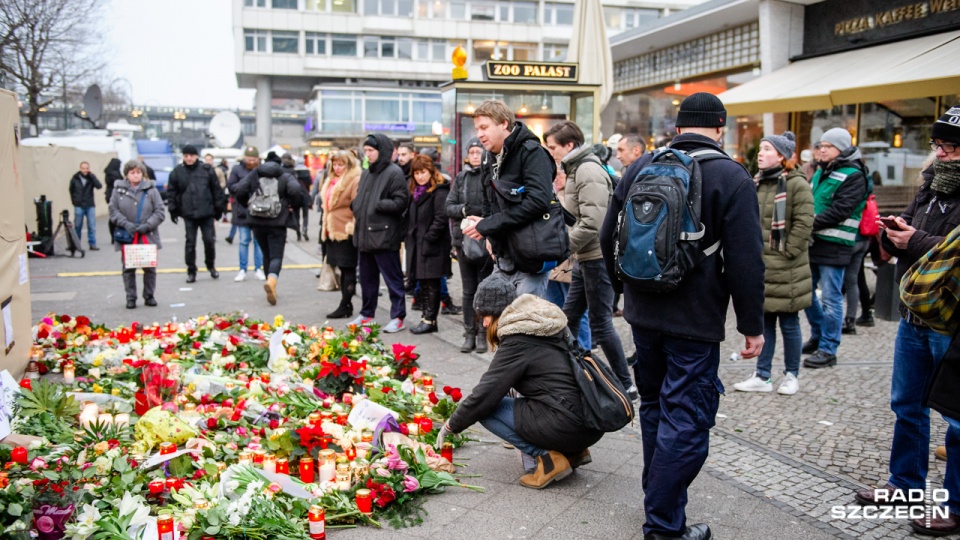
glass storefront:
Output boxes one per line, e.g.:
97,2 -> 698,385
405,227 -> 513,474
308,89 -> 441,139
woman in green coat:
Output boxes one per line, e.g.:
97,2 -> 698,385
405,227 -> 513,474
734,131 -> 814,396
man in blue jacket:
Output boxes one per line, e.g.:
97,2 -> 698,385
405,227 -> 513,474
600,93 -> 765,540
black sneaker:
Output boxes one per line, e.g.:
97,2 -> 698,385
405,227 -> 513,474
210,268 -> 220,279
186,272 -> 197,283
144,297 -> 157,307
841,317 -> 857,335
856,311 -> 875,327
89,245 -> 100,251
803,350 -> 837,369
225,236 -> 234,245
126,299 -> 136,309
441,301 -> 462,315
801,338 -> 819,354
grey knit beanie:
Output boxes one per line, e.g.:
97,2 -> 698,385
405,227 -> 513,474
473,273 -> 517,318
821,128 -> 852,153
761,131 -> 796,160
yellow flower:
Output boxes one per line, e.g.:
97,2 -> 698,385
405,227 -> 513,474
274,315 -> 284,328
92,384 -> 103,393
111,388 -> 120,396
92,355 -> 103,367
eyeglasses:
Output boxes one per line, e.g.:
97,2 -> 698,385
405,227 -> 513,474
930,140 -> 958,153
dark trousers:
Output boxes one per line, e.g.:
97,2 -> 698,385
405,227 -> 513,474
299,207 -> 309,235
183,217 -> 216,273
632,326 -> 722,537
458,256 -> 493,337
252,227 -> 287,276
338,266 -> 357,308
358,250 -> 406,320
562,259 -> 632,389
121,253 -> 156,301
419,278 -> 442,322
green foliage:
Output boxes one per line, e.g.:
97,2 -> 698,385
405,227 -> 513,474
15,412 -> 74,444
16,378 -> 80,421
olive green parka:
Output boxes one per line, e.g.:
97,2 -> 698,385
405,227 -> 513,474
756,167 -> 814,313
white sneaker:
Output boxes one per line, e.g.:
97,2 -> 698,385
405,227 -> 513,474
234,270 -> 246,282
347,315 -> 373,326
777,373 -> 799,395
255,269 -> 266,281
733,373 -> 773,392
383,318 -> 405,333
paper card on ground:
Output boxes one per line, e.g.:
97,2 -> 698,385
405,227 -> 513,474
348,398 -> 399,428
140,447 -> 202,469
1,298 -> 12,354
0,370 -> 14,441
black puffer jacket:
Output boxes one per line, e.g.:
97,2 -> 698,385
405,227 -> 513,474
445,164 -> 486,248
103,159 -> 122,204
228,163 -> 259,226
69,172 -> 102,208
233,162 -> 307,229
351,134 -> 409,252
407,183 -> 451,280
881,165 -> 960,319
476,122 -> 556,257
448,294 -> 604,453
167,161 -> 227,220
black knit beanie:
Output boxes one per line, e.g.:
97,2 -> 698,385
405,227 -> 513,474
363,134 -> 380,150
932,106 -> 960,144
675,92 -> 727,128
473,273 -> 517,318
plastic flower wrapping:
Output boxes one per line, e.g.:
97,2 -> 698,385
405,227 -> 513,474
0,313 -> 477,539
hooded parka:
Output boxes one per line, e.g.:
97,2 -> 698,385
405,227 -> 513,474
447,294 -> 604,453
351,134 -> 410,252
406,182 -> 451,280
756,167 -> 814,313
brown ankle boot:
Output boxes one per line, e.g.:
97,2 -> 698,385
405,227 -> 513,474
519,450 -> 572,489
264,276 -> 278,305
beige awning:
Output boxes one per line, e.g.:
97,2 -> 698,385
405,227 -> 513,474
719,31 -> 960,116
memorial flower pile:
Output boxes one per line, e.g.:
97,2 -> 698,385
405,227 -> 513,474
1,313 -> 480,539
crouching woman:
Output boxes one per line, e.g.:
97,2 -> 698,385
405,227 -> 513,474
438,273 -> 603,489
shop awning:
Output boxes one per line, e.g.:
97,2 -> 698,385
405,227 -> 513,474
719,31 -> 960,116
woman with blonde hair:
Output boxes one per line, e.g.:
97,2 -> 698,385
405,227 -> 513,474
321,150 -> 362,318
406,154 -> 451,334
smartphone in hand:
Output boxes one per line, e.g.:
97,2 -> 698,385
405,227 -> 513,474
880,216 -> 902,231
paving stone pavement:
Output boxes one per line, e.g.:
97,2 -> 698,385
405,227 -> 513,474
27,216 -> 954,538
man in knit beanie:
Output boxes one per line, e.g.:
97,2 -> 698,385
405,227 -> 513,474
801,127 -> 867,369
599,92 -> 765,540
862,107 -> 960,537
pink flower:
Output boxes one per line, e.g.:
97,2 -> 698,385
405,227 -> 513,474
402,475 -> 420,493
29,458 -> 47,471
376,467 -> 392,477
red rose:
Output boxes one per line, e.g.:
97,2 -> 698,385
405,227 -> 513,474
108,439 -> 120,449
231,410 -> 242,422
36,328 -> 49,339
236,399 -> 247,410
76,316 -> 90,326
382,387 -> 392,394
11,447 -> 27,465
223,398 -> 234,408
443,386 -> 453,395
200,394 -> 212,405
450,389 -> 463,402
418,418 -> 433,433
60,315 -> 71,323
375,487 -> 397,507
399,423 -> 409,436
269,419 -> 280,429
428,392 -> 439,405
37,363 -> 48,375
207,418 -> 218,430
192,342 -> 202,350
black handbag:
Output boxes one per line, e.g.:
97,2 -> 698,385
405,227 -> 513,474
114,191 -> 147,245
925,328 -> 960,420
506,199 -> 570,274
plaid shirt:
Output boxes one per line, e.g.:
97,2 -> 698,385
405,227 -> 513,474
900,224 -> 960,336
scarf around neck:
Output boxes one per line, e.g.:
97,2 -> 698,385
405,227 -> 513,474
412,184 -> 428,202
932,160 -> 960,196
759,166 -> 788,253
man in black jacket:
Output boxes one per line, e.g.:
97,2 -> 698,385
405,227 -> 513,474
599,93 -> 765,540
462,99 -> 556,299
167,144 -> 227,283
68,161 -> 103,250
350,134 -> 410,333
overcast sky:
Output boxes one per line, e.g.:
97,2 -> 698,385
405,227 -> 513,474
105,0 -> 256,109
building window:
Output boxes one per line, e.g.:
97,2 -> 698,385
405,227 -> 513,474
363,36 -> 379,57
545,2 -> 572,25
449,0 -> 466,19
271,0 -> 298,8
244,30 -> 268,52
381,36 -> 395,57
272,31 -> 299,53
433,40 -> 447,61
364,0 -> 413,16
306,32 -> 327,55
605,7 -> 660,34
305,0 -> 356,10
398,38 -> 413,60
510,42 -> 537,61
543,43 -> 567,61
470,1 -> 495,20
332,34 -> 358,56
512,1 -> 537,23
244,0 -> 266,6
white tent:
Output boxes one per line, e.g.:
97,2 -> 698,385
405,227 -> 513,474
568,0 -> 614,112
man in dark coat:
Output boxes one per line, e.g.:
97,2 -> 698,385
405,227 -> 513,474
103,158 -> 123,245
599,93 -> 765,540
167,144 -> 227,283
281,153 -> 313,241
227,146 -> 264,281
350,133 -> 410,333
68,161 -> 103,250
462,99 -> 557,299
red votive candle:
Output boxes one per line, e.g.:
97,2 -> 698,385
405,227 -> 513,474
148,480 -> 165,494
441,442 -> 454,463
299,457 -> 315,483
355,488 -> 373,514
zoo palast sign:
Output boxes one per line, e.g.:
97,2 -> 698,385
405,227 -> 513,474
483,61 -> 579,83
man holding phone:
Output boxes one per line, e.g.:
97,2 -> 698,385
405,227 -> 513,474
858,107 -> 960,537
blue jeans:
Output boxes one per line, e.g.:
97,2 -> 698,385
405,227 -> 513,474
227,223 -> 237,241
804,263 -> 845,355
632,326 -> 722,536
545,280 -> 591,349
493,267 -> 549,299
563,259 -> 632,390
237,226 -> 262,272
889,320 -> 960,513
74,206 -> 96,247
756,312 -> 802,379
479,397 -> 547,458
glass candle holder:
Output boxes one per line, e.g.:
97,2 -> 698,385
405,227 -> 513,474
299,457 -> 315,483
355,488 -> 373,514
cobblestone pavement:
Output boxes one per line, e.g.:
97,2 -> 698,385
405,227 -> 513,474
28,216 -> 952,538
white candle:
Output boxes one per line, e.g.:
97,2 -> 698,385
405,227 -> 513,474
114,414 -> 130,428
263,455 -> 276,474
407,422 -> 419,436
319,461 -> 335,484
63,364 -> 75,384
97,413 -> 113,426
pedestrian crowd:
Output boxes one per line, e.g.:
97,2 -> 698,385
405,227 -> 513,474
68,96 -> 960,540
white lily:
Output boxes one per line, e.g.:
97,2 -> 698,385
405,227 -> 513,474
117,492 -> 151,528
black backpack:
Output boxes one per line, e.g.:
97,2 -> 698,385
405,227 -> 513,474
247,176 -> 283,219
559,329 -> 634,433
613,147 -> 728,292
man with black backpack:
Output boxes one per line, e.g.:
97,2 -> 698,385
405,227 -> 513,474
599,93 -> 765,540
463,100 -> 563,299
